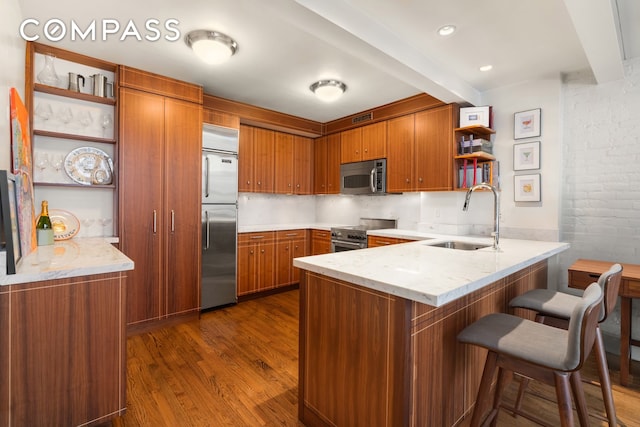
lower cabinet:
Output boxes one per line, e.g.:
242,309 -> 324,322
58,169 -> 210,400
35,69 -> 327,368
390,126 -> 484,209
367,236 -> 414,247
311,229 -> 332,255
0,273 -> 127,426
238,231 -> 276,296
276,229 -> 309,287
238,229 -> 310,296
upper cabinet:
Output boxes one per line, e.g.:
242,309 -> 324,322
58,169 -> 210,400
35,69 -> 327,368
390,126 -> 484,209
386,114 -> 415,193
240,124 -> 313,195
26,42 -> 119,238
275,133 -> 313,195
414,104 -> 458,191
340,121 -> 386,164
314,133 -> 340,195
386,104 -> 459,192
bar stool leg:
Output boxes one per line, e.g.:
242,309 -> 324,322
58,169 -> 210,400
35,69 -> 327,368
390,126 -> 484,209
570,370 -> 590,426
594,326 -> 617,426
471,351 -> 499,427
513,376 -> 529,414
554,372 -> 575,427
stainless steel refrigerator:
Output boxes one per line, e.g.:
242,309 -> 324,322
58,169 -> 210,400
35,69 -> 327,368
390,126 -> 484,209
201,124 -> 238,310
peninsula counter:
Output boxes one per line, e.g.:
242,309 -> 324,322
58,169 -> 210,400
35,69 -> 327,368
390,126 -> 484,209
294,237 -> 568,427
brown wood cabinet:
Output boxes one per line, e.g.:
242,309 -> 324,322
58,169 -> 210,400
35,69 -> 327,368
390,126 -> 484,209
237,232 -> 276,296
340,121 -> 387,164
275,133 -> 313,195
310,229 -> 332,254
386,114 -> 415,192
0,273 -> 127,426
239,125 -> 276,193
313,134 -> 341,194
275,229 -> 309,287
299,261 -> 547,427
119,69 -> 202,328
367,236 -> 414,247
414,104 -> 458,191
387,105 -> 459,193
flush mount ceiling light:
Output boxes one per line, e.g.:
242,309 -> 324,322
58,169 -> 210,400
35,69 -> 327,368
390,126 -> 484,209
437,25 -> 456,36
185,30 -> 238,65
479,64 -> 493,72
309,80 -> 347,102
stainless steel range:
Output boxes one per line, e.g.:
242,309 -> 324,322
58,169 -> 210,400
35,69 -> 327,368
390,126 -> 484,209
330,218 -> 397,252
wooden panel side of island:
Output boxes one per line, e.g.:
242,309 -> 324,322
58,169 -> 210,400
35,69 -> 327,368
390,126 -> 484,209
299,260 -> 548,427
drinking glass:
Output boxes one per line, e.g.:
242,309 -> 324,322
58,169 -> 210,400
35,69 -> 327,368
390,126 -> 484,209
56,106 -> 73,125
100,113 -> 113,138
36,152 -> 49,173
51,154 -> 64,173
35,102 -> 53,123
98,218 -> 113,236
78,110 -> 93,128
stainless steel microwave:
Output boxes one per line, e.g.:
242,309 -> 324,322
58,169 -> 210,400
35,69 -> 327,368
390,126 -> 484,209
340,159 -> 387,195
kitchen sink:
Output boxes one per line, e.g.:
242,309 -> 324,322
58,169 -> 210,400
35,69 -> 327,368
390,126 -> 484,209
428,241 -> 491,251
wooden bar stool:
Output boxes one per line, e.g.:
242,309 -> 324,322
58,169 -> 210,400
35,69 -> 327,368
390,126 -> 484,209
458,283 -> 604,426
510,263 -> 622,426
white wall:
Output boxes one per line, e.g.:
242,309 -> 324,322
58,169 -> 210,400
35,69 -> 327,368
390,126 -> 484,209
560,58 -> 640,354
0,0 -> 26,171
480,78 -> 564,242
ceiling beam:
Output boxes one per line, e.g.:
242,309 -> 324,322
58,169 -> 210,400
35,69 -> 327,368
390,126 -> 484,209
294,0 -> 482,106
562,0 -> 624,83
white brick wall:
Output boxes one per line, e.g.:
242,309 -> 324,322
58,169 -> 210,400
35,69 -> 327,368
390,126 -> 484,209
562,58 -> 640,351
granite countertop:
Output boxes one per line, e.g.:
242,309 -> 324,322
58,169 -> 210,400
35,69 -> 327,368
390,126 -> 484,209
1,238 -> 134,286
293,235 -> 569,307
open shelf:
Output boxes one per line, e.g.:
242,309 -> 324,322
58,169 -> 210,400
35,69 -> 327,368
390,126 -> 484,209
34,129 -> 116,144
454,152 -> 496,161
34,83 -> 116,105
34,182 -> 116,189
454,125 -> 496,138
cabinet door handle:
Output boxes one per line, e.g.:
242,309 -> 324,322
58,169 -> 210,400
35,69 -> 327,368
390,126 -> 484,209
250,235 -> 265,239
286,233 -> 297,237
153,210 -> 157,234
171,210 -> 175,232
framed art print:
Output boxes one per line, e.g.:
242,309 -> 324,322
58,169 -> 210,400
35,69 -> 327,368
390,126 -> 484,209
0,170 -> 21,274
513,141 -> 540,171
514,108 -> 541,139
514,174 -> 541,202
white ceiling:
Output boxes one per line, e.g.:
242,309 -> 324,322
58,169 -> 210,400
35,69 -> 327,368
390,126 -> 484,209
17,0 -> 639,123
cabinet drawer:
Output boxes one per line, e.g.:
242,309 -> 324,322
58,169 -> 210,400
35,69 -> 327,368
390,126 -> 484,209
311,229 -> 330,240
276,229 -> 307,240
568,269 -> 602,290
238,231 -> 275,244
622,279 -> 640,298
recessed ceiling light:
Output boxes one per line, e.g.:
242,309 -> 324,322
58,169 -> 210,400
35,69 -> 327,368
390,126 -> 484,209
479,65 -> 493,72
437,25 -> 456,36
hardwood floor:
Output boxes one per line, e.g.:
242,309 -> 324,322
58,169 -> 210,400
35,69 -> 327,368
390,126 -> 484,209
113,289 -> 640,427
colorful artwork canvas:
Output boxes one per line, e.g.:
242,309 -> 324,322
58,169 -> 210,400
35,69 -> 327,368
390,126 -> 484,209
10,88 -> 37,257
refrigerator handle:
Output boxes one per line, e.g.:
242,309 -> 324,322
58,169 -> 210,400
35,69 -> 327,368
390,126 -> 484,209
204,155 -> 210,198
171,210 -> 175,233
205,211 -> 210,250
153,210 -> 157,234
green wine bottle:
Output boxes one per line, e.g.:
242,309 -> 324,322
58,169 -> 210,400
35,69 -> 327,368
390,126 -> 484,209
36,200 -> 54,246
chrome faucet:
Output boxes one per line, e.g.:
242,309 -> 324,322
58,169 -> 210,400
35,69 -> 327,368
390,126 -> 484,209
462,183 -> 500,250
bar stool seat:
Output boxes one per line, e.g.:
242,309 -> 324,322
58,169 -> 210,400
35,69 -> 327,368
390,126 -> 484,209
458,283 -> 604,427
510,263 -> 622,426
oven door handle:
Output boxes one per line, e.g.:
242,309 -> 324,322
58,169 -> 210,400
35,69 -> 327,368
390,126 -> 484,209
370,167 -> 377,193
332,240 -> 365,249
